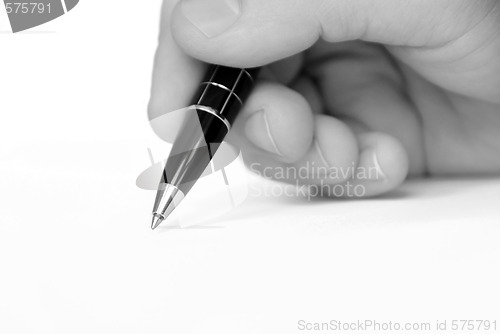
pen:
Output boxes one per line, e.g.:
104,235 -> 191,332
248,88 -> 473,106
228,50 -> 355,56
151,65 -> 261,229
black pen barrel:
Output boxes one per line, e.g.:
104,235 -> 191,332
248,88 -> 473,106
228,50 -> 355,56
160,65 -> 261,196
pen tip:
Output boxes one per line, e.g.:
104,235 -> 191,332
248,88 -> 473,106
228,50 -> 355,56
151,184 -> 185,231
151,215 -> 164,230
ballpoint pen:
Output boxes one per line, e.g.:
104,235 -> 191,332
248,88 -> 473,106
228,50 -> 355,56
151,65 -> 261,229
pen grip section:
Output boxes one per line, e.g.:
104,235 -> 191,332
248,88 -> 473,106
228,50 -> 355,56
192,65 -> 260,125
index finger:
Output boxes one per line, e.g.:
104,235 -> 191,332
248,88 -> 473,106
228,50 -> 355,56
148,0 -> 206,123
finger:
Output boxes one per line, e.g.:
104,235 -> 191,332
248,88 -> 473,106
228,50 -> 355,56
296,130 -> 408,198
266,53 -> 304,85
306,40 -> 427,176
291,75 -> 323,115
246,115 -> 409,198
148,0 -> 205,124
172,0 -> 500,104
295,115 -> 360,184
338,132 -> 409,198
169,0 -> 489,68
227,81 -> 315,163
246,114 -> 359,185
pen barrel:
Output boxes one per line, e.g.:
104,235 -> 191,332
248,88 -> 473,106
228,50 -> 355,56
153,65 -> 261,221
160,66 -> 260,195
191,65 -> 260,126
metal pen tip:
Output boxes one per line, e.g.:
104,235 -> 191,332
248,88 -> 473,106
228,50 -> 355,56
151,184 -> 185,231
151,215 -> 164,230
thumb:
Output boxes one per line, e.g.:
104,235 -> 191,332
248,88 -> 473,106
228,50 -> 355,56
171,0 -> 320,66
170,0 -> 489,67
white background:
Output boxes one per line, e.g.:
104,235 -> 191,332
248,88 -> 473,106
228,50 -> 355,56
1,1 -> 499,333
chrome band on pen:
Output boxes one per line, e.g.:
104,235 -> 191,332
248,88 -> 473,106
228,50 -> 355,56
200,82 -> 244,105
194,105 -> 232,131
195,67 -> 254,126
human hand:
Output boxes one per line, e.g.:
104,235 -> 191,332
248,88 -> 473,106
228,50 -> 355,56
149,0 -> 500,197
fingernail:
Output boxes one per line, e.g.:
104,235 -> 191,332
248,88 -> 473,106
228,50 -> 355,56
244,109 -> 283,156
357,147 -> 387,181
181,0 -> 241,38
